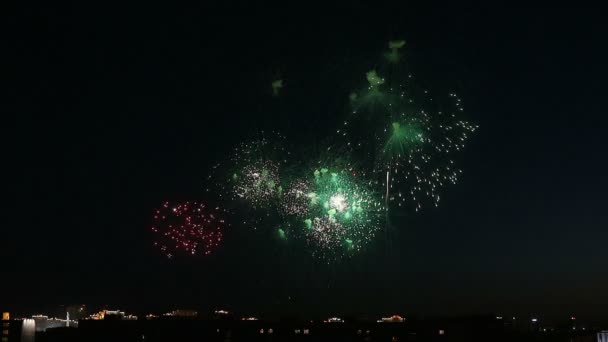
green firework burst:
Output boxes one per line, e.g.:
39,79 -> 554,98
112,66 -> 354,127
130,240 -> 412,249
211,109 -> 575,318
281,165 -> 384,260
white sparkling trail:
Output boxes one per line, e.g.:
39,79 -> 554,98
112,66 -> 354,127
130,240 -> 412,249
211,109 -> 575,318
385,170 -> 390,206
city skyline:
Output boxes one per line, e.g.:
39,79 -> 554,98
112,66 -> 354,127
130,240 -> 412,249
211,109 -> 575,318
2,304 -> 605,329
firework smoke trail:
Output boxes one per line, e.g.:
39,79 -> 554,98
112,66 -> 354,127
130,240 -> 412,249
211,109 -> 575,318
385,170 -> 390,206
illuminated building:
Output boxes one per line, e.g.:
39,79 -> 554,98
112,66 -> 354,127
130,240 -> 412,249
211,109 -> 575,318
105,310 -> 125,318
2,312 -> 9,342
32,315 -> 76,332
164,310 -> 197,318
378,315 -> 405,323
88,311 -> 105,320
88,310 -> 135,321
324,317 -> 344,323
212,310 -> 231,320
598,331 -> 608,342
241,317 -> 258,321
32,315 -> 72,332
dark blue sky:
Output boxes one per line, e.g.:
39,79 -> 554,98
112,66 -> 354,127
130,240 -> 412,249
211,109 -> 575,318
4,4 -> 607,320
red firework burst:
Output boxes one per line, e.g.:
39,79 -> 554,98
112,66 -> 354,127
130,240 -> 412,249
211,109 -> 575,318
151,201 -> 225,258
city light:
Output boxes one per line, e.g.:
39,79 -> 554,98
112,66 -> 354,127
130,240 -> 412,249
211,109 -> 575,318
324,317 -> 344,323
378,315 -> 405,323
21,319 -> 35,342
164,310 -> 197,318
1,306 -> 601,341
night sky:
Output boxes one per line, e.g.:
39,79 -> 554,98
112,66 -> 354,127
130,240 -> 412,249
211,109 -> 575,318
4,4 -> 608,321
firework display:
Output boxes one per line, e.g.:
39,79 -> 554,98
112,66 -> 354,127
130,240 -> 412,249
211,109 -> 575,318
232,161 -> 281,208
211,135 -> 289,210
151,201 -> 225,258
342,51 -> 477,211
279,179 -> 314,218
151,40 -> 477,260
375,92 -> 477,211
281,167 -> 384,259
